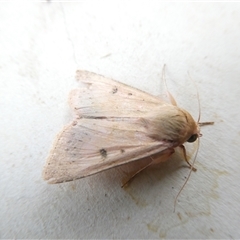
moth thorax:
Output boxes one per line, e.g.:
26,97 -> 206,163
144,105 -> 198,145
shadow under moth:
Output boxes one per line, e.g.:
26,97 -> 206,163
43,70 -> 213,187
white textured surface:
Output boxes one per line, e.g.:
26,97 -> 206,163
1,2 -> 240,239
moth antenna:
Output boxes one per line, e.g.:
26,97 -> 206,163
162,64 -> 177,106
187,72 -> 201,123
199,122 -> 214,126
174,138 -> 200,212
188,73 -> 214,127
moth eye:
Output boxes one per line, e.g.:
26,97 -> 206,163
187,134 -> 198,143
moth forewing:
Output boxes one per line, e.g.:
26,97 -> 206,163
43,70 -> 200,184
43,117 -> 172,184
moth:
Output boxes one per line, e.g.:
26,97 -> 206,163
43,70 -> 211,185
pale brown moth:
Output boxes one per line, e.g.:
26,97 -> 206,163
43,70 -> 212,188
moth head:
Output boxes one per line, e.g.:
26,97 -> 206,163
179,108 -> 201,145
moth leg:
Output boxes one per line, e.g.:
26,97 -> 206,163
121,148 -> 174,188
179,145 -> 197,172
121,161 -> 153,188
151,148 -> 175,165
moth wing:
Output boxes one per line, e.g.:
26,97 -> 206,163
69,70 -> 169,118
43,118 -> 169,184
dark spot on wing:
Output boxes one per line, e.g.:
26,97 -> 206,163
72,121 -> 78,126
128,92 -> 133,95
100,148 -> 107,158
112,86 -> 118,94
120,149 -> 125,153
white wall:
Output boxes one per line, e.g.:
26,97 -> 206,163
1,1 -> 240,238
